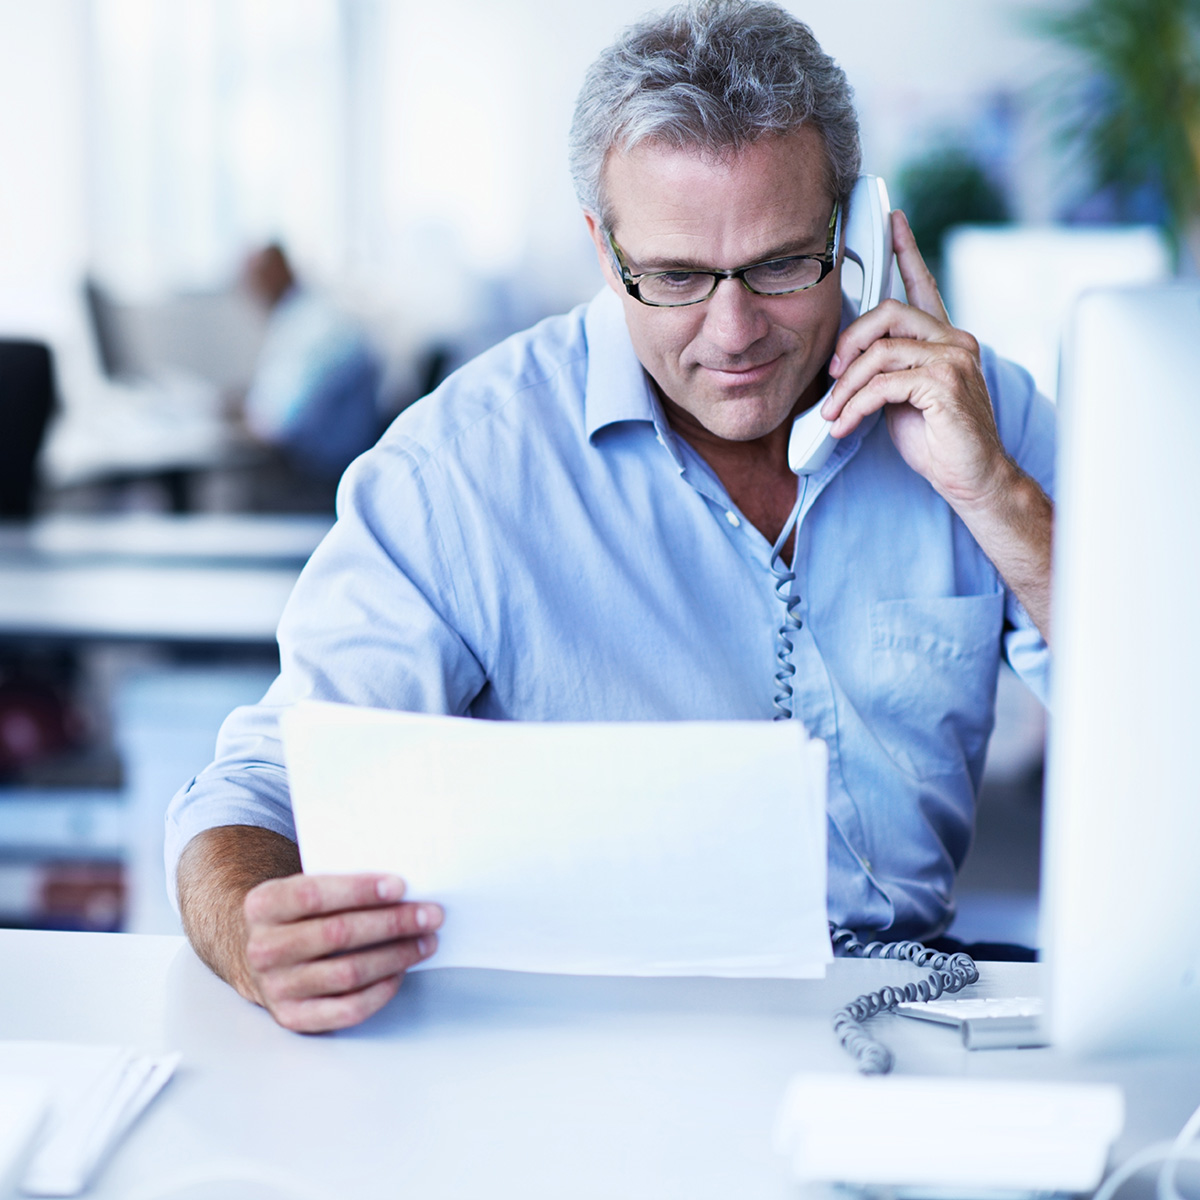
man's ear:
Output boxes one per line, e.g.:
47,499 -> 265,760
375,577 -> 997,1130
583,211 -> 624,297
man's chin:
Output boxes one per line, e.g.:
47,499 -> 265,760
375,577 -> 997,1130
654,371 -> 798,444
694,400 -> 794,444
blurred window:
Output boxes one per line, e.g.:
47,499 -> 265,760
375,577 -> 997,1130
88,0 -> 344,293
82,0 -> 609,331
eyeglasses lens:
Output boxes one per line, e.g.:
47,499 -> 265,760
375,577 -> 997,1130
637,257 -> 825,305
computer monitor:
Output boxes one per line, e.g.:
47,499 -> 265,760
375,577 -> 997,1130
82,276 -> 130,381
1041,282 -> 1200,1055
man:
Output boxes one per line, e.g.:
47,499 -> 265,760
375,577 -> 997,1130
170,0 -> 1053,1034
241,243 -> 382,508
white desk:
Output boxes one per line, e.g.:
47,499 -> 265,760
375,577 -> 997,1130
0,518 -> 318,931
0,514 -> 329,644
0,515 -> 332,565
2,930 -> 1197,1199
38,374 -> 247,494
0,562 -> 299,644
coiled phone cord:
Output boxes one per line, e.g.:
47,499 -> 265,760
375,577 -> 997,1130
829,925 -> 979,1074
768,480 -> 981,1073
769,482 -> 808,720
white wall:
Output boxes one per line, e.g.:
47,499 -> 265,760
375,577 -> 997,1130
0,0 -> 89,344
812,1 -> 1068,220
0,0 -> 1072,353
365,0 -> 1071,342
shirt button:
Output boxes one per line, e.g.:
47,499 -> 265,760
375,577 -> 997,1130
725,511 -> 741,527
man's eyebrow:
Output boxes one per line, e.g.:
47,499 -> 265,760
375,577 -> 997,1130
627,235 -> 828,273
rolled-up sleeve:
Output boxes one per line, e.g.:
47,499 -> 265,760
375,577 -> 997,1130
982,347 -> 1056,705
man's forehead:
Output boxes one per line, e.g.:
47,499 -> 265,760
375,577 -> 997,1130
600,128 -> 835,246
618,129 -> 828,172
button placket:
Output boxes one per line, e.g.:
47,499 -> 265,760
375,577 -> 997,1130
774,436 -> 887,898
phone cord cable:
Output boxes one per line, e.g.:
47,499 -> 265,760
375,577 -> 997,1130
1090,1091 -> 1200,1200
768,481 -> 980,1073
829,924 -> 979,1074
769,481 -> 808,720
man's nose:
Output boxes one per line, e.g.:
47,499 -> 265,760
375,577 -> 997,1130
701,277 -> 769,356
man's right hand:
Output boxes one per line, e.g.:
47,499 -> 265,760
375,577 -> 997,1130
242,873 -> 442,1032
177,826 -> 443,1033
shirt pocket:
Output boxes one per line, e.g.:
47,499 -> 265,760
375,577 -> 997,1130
868,593 -> 1005,781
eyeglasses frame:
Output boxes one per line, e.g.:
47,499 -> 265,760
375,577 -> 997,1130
605,200 -> 842,308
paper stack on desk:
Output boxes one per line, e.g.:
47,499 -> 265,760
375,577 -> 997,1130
283,703 -> 832,978
774,1073 -> 1125,1193
0,1042 -> 179,1197
0,1077 -> 50,1199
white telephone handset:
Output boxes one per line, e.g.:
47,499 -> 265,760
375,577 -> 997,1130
787,175 -> 894,475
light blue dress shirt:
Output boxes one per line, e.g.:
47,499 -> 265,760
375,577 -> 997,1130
167,288 -> 1054,939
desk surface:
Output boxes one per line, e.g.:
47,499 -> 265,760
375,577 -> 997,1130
0,561 -> 300,643
39,375 -> 248,491
2,930 -> 1196,1199
0,515 -> 327,643
0,514 -> 332,565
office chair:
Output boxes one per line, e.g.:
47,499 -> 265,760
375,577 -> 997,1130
0,339 -> 56,518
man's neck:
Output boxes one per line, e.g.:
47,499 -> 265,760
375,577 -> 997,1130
658,375 -> 826,552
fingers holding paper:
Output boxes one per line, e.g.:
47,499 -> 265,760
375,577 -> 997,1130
242,873 -> 443,1033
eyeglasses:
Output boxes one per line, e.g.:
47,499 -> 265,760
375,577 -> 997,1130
606,202 -> 841,308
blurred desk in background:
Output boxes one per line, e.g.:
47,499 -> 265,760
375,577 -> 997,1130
0,512 -> 330,564
37,372 -> 261,513
0,513 -> 329,643
0,561 -> 301,644
0,515 -> 324,934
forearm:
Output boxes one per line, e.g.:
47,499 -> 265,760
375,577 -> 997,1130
953,461 -> 1054,644
177,825 -> 301,1003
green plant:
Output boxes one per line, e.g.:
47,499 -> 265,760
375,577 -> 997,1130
1030,0 -> 1200,261
896,147 -> 1009,279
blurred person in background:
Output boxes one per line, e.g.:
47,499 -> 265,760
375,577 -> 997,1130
240,243 -> 383,511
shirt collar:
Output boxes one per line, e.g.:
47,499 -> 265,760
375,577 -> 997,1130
583,288 -> 661,440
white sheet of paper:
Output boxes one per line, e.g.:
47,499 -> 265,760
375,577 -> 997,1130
283,703 -> 831,978
0,1042 -> 180,1197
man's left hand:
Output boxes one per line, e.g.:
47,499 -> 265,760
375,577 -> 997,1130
821,209 -> 1016,511
820,208 -> 1054,643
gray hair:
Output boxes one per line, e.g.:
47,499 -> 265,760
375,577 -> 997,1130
569,0 -> 861,228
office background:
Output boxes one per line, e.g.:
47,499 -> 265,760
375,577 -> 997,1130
0,0 -> 1189,935
0,1 -> 1096,372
